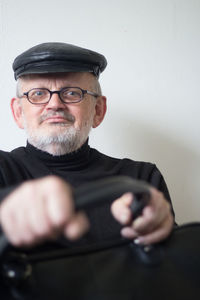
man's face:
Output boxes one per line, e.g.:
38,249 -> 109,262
11,72 -> 106,155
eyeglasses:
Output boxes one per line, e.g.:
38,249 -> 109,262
23,87 -> 99,105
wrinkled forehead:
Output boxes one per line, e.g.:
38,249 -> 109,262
18,72 -> 96,90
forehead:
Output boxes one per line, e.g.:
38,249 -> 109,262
19,72 -> 95,89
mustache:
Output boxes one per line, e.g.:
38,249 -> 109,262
39,111 -> 75,124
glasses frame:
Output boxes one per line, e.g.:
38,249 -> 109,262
23,87 -> 100,105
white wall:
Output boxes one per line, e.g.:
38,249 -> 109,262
0,0 -> 199,224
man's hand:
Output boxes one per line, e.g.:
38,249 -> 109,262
111,187 -> 174,245
0,176 -> 89,247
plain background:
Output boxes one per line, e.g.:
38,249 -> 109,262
0,0 -> 199,224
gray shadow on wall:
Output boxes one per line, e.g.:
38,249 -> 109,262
106,112 -> 200,224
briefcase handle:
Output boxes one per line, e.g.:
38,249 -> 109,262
0,176 -> 150,256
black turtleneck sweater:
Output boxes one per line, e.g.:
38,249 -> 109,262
0,140 -> 173,247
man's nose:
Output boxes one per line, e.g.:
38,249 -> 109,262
45,92 -> 66,109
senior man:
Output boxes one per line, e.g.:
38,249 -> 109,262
0,42 -> 174,250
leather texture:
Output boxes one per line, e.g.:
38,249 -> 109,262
12,42 -> 107,79
1,224 -> 200,300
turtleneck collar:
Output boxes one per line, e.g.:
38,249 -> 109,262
25,139 -> 91,171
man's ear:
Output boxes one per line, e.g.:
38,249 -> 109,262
10,97 -> 24,129
92,96 -> 107,128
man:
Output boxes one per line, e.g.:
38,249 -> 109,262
0,42 -> 174,251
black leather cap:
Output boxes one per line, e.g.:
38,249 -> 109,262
13,42 -> 107,80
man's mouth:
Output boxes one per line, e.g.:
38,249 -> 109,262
40,112 -> 75,124
44,116 -> 68,123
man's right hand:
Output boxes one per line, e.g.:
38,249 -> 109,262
0,176 -> 89,247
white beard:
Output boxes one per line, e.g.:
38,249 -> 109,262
22,111 -> 93,156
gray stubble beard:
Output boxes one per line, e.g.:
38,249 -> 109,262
22,113 -> 93,156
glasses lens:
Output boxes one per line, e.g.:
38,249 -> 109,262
28,88 -> 49,104
60,87 -> 82,103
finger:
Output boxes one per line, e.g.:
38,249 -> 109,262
46,179 -> 74,227
111,193 -> 133,225
14,201 -> 36,246
120,226 -> 138,239
132,206 -> 156,234
0,200 -> 35,246
28,195 -> 55,241
64,211 -> 90,240
12,186 -> 54,246
133,214 -> 174,245
132,190 -> 171,234
0,206 -> 23,246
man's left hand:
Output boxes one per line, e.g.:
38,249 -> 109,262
111,188 -> 174,245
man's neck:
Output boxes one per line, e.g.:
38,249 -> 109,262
27,141 -> 86,156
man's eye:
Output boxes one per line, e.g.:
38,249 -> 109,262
68,91 -> 75,95
34,91 -> 44,96
62,90 -> 81,99
29,90 -> 46,99
64,91 -> 76,96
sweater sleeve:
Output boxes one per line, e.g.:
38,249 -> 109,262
0,186 -> 18,204
0,170 -> 20,204
149,165 -> 175,217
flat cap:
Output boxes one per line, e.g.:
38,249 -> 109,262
13,42 -> 107,80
